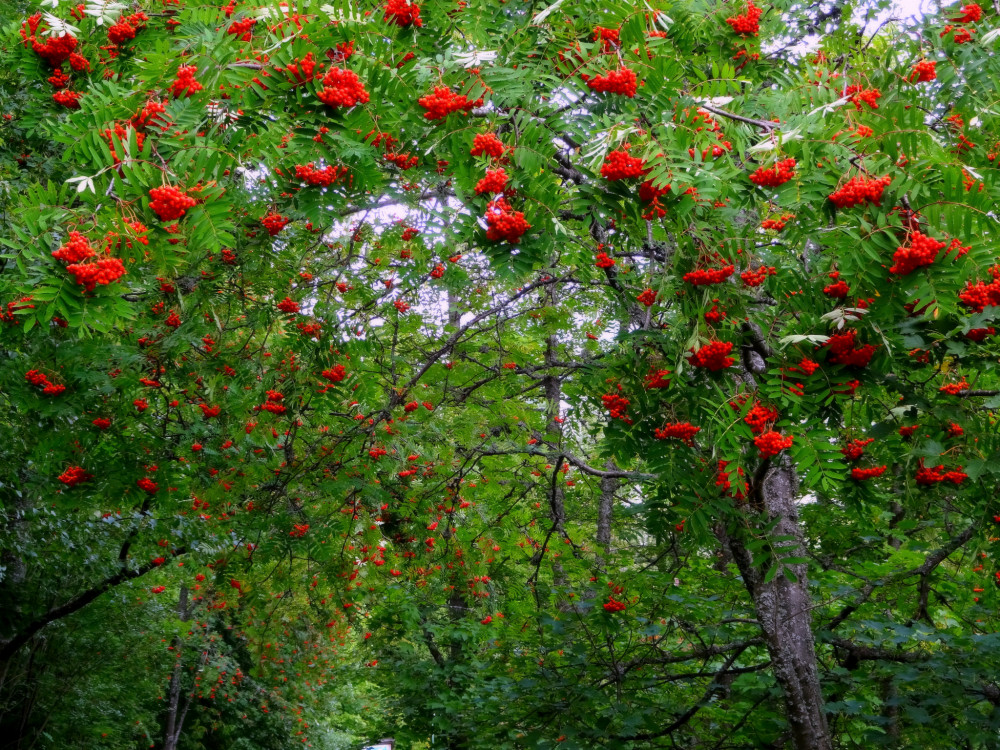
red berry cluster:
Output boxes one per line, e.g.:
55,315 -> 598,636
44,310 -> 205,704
52,90 -> 82,109
47,65 -> 69,89
690,141 -> 734,161
654,422 -> 700,445
915,460 -> 967,485
332,41 -> 356,62
51,231 -> 126,291
761,214 -> 793,231
52,231 -> 94,263
321,364 -> 347,382
133,99 -> 169,131
260,391 -> 287,415
603,596 -> 627,612
682,109 -> 732,162
593,26 -> 621,52
601,148 -> 646,181
704,302 -> 726,324
644,369 -> 672,389
102,123 -> 147,166
822,329 -> 877,367
941,24 -> 975,43
716,460 -> 747,500
227,17 -> 257,41
958,267 -> 1000,312
92,417 -> 111,429
475,168 -> 508,195
137,477 -> 158,494
952,3 -> 982,22
828,175 -> 891,208
845,84 -> 882,110
317,67 -> 370,108
277,297 -> 300,314
966,326 -> 996,342
262,213 -> 291,236
602,390 -> 631,423
841,437 -> 874,461
944,237 -> 971,258
744,403 -> 779,434
910,60 -> 937,83
889,231 -> 947,275
740,265 -> 776,287
823,271 -> 849,298
595,251 -> 616,268
418,87 -> 483,120
165,310 -> 181,328
726,1 -> 763,35
689,341 -> 735,371
66,257 -> 126,291
170,65 -> 203,99
385,151 -> 419,170
25,370 -> 66,396
21,14 -> 77,66
199,403 -> 221,419
941,4 -> 979,40
951,3 -> 983,23
851,465 -> 887,481
939,378 -> 969,395
749,158 -> 796,187
484,197 -> 530,243
149,186 -> 197,221
384,0 -> 423,27
277,52 -> 320,85
1,295 -> 36,323
583,68 -> 637,97
107,12 -> 148,45
471,133 -> 505,158
780,357 -> 820,393
683,264 -> 735,286
295,163 -> 347,186
639,177 -> 671,218
636,288 -> 657,307
394,299 -> 410,313
58,465 -> 92,487
754,430 -> 793,459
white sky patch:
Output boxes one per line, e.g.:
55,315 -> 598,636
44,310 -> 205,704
892,0 -> 931,20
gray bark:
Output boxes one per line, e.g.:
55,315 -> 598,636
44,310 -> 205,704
162,586 -> 192,750
595,460 -> 616,570
722,458 -> 832,750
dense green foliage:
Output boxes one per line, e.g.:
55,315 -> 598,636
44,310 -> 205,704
2,0 -> 1000,748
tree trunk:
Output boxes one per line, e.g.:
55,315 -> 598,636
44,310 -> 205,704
596,459 -> 616,569
722,458 -> 832,750
542,326 -> 573,606
162,586 -> 191,750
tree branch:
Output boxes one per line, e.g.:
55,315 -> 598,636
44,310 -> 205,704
698,104 -> 779,132
0,547 -> 186,662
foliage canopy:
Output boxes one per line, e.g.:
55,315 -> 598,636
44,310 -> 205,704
2,0 -> 1000,748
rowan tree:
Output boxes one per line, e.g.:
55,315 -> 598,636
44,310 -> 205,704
2,1 -> 1000,749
